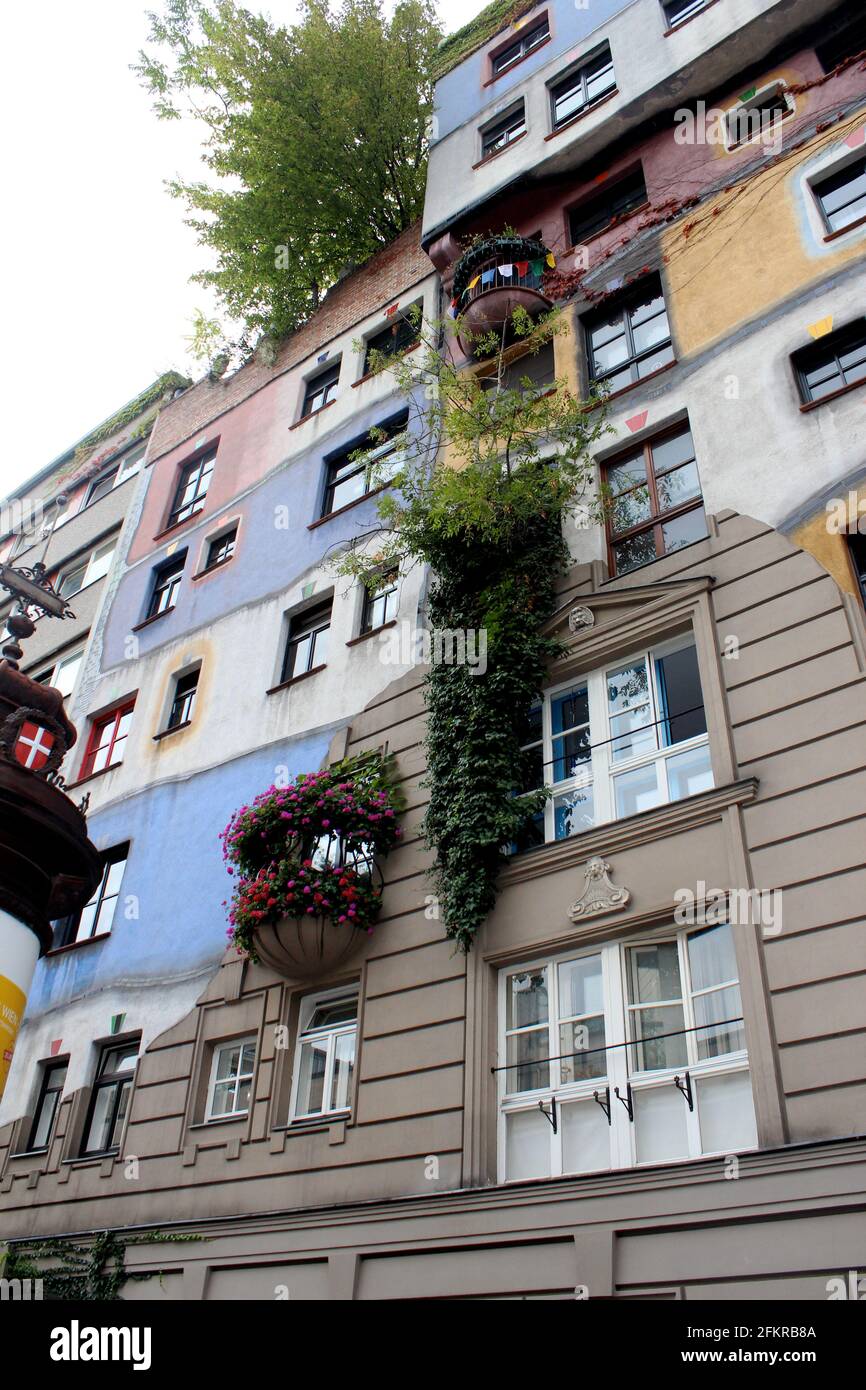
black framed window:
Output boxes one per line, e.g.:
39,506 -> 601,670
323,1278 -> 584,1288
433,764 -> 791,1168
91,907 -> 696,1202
603,423 -> 706,575
302,363 -> 340,417
792,319 -> 866,403
584,277 -> 674,391
81,1042 -> 139,1156
569,167 -> 647,245
52,843 -> 129,948
550,46 -> 616,130
363,311 -> 420,374
726,87 -> 792,148
663,0 -> 709,28
27,1062 -> 68,1151
849,533 -> 866,610
86,468 -> 119,505
812,156 -> 866,235
491,17 -> 549,76
361,571 -> 399,634
206,527 -> 237,569
147,555 -> 185,618
816,10 -> 866,73
481,103 -> 526,158
167,670 -> 199,730
168,449 -> 215,528
321,413 -> 408,518
282,599 -> 332,681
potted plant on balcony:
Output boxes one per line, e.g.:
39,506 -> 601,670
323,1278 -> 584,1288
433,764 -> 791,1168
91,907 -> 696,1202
221,752 -> 403,977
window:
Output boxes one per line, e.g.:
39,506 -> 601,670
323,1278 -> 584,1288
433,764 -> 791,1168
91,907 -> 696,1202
80,700 -> 134,779
167,449 -> 216,528
87,444 -> 146,503
52,843 -> 128,948
363,309 -> 420,374
569,167 -> 647,245
301,362 -> 340,417
147,555 -> 185,618
321,413 -> 408,518
663,0 -> 709,28
812,156 -> 866,234
849,532 -> 866,610
517,636 -> 712,844
491,16 -> 549,76
290,991 -> 358,1121
481,103 -> 526,158
603,424 -> 706,575
86,470 -> 119,505
792,319 -> 866,404
167,670 -> 198,730
207,1038 -> 256,1120
479,343 -> 556,394
550,46 -> 616,131
81,1042 -> 139,1156
27,1062 -> 67,1151
33,645 -> 84,701
499,922 -> 756,1181
56,538 -> 116,599
205,527 -> 237,569
816,11 -> 866,73
584,278 -> 674,391
281,599 -> 331,681
361,570 -> 399,633
725,84 -> 793,149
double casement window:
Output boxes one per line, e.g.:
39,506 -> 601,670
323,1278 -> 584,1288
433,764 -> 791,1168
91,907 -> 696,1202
498,922 -> 757,1181
290,990 -> 358,1121
491,16 -> 549,77
52,843 -> 129,948
569,167 -> 647,246
603,423 -> 706,575
166,669 -> 199,730
549,46 -> 616,131
792,319 -> 866,404
27,1061 -> 68,1151
584,278 -> 673,392
518,636 -> 712,846
57,538 -> 116,599
481,103 -> 526,159
147,555 -> 185,618
363,311 -> 419,374
281,598 -> 332,681
361,570 -> 399,634
812,156 -> 866,234
206,1038 -> 257,1120
205,526 -> 237,569
81,1042 -> 139,1156
85,444 -> 145,504
302,362 -> 340,417
168,449 -> 215,528
33,645 -> 84,701
80,700 -> 135,779
321,413 -> 408,518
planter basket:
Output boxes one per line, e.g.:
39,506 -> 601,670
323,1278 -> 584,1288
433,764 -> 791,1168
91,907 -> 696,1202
250,914 -> 367,980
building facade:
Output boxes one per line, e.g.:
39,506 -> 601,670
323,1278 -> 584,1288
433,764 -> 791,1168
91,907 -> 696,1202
0,0 -> 865,1301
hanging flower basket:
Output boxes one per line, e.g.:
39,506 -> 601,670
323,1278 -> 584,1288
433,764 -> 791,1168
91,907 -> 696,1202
221,752 -> 403,976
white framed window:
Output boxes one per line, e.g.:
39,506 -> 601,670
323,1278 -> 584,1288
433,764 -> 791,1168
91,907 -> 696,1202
518,634 -> 713,846
206,1037 -> 257,1120
56,537 -> 116,599
289,989 -> 359,1122
33,645 -> 85,701
498,922 -> 756,1182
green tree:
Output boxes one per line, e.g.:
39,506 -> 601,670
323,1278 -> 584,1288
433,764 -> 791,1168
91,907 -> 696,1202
135,0 -> 441,341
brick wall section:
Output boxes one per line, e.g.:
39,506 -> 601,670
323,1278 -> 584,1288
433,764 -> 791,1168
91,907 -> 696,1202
147,223 -> 435,464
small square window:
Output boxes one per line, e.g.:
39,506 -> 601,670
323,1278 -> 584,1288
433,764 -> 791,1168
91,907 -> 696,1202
205,527 -> 237,569
282,599 -> 332,681
812,156 -> 866,235
361,570 -> 399,634
481,103 -> 526,159
549,46 -> 616,131
725,84 -> 793,149
302,362 -> 340,417
490,16 -> 549,76
147,555 -> 185,618
207,1038 -> 257,1120
166,669 -> 199,730
52,843 -> 129,948
792,319 -> 866,404
168,449 -> 216,528
363,309 -> 420,375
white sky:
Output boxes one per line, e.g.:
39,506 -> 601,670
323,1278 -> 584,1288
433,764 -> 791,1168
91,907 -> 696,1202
0,0 -> 486,496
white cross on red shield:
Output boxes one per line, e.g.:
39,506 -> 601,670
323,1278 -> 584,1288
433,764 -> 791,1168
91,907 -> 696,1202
14,720 -> 55,771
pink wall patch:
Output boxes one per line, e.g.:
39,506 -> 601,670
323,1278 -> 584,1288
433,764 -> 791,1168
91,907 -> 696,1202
844,127 -> 865,149
50,1039 -> 63,1056
626,411 -> 648,433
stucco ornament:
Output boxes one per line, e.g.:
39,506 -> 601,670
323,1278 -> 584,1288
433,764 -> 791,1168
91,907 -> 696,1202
567,605 -> 595,634
569,856 -> 630,921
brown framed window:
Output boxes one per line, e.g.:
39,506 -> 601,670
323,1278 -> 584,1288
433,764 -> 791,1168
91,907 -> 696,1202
168,449 -> 216,528
363,310 -> 419,374
549,45 -> 615,130
147,555 -> 185,618
205,526 -> 237,569
812,157 -> 866,235
792,319 -> 866,403
166,669 -> 199,730
282,599 -> 332,681
603,423 -> 706,576
301,362 -> 340,417
361,570 -> 399,633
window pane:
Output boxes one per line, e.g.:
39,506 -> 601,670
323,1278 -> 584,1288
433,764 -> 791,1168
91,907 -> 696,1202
109,1079 -> 132,1147
666,743 -> 713,801
693,984 -> 746,1059
297,1038 -> 328,1114
613,528 -> 658,574
100,1045 -> 138,1076
606,453 -> 646,495
85,1086 -> 115,1152
330,1032 -> 355,1110
607,660 -> 654,761
661,505 -> 707,553
558,1014 -> 607,1083
505,1107 -> 551,1180
652,428 -> 696,475
630,1005 -> 688,1071
656,460 -> 701,512
211,1081 -> 236,1117
506,1027 -> 550,1094
558,955 -> 604,1019
629,941 -> 682,1004
554,783 -> 595,838
506,968 -> 548,1029
696,1071 -> 757,1152
633,1083 -> 689,1162
611,485 -> 653,533
32,1090 -> 60,1149
687,923 -> 737,991
216,1043 -> 242,1081
561,1098 -> 611,1173
614,761 -> 664,817
631,305 -> 670,355
656,643 -> 706,745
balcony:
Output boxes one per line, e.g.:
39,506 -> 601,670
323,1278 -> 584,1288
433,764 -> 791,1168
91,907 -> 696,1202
452,235 -> 554,357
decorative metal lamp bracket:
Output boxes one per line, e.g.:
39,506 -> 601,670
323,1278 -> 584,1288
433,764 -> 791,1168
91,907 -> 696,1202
593,1086 -> 611,1125
538,1096 -> 558,1134
614,1082 -> 634,1122
674,1071 -> 694,1111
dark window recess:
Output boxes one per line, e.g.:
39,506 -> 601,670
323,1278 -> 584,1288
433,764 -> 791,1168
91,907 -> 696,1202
550,46 -> 616,130
27,1062 -> 68,1150
479,342 -> 555,393
361,571 -> 399,633
282,599 -> 332,681
792,319 -> 866,403
81,1042 -> 139,1156
52,843 -> 129,949
321,413 -> 408,518
656,643 -> 707,744
604,423 -> 706,576
167,670 -> 199,730
481,103 -> 526,158
206,528 -> 237,569
727,89 -> 791,148
585,277 -> 674,392
569,168 -> 647,245
147,556 -> 185,618
491,16 -> 549,75
849,532 -> 866,610
813,156 -> 866,234
363,312 -> 419,374
302,363 -> 340,417
816,9 -> 866,72
663,0 -> 709,28
168,450 -> 216,528
86,469 -> 118,505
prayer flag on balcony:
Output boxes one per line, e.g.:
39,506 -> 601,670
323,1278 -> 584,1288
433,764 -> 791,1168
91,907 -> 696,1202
481,268 -> 496,286
515,261 -> 529,275
468,275 -> 481,290
546,252 -> 556,267
499,263 -> 514,277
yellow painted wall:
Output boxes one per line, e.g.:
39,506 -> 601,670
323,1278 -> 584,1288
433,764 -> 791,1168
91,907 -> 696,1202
790,484 -> 866,596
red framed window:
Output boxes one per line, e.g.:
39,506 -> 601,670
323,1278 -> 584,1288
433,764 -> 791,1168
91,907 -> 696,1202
603,423 -> 706,576
80,701 -> 135,779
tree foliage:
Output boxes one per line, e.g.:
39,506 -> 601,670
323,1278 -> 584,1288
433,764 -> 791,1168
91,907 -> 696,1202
135,0 -> 442,341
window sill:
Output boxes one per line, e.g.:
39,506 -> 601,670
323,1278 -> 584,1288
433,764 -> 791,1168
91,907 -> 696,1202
276,1109 -> 350,1135
66,763 -> 124,792
266,663 -> 327,696
308,481 -> 390,530
799,377 -> 865,412
662,0 -> 720,37
823,213 -> 866,243
153,511 -> 205,544
289,399 -> 337,431
132,606 -> 175,634
473,130 -> 527,171
189,1114 -> 248,1131
7,1146 -> 49,1161
352,340 -> 420,388
346,619 -> 398,648
45,932 -> 111,959
586,358 -> 677,409
192,555 -> 234,580
483,35 -> 551,86
153,720 -> 192,742
544,89 -> 618,142
65,1149 -> 119,1166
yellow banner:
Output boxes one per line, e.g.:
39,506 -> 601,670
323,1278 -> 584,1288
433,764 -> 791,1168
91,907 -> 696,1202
0,973 -> 26,1100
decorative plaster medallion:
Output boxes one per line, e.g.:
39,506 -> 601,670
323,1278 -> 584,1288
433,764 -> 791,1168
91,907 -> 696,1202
569,856 -> 631,921
567,605 -> 595,634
